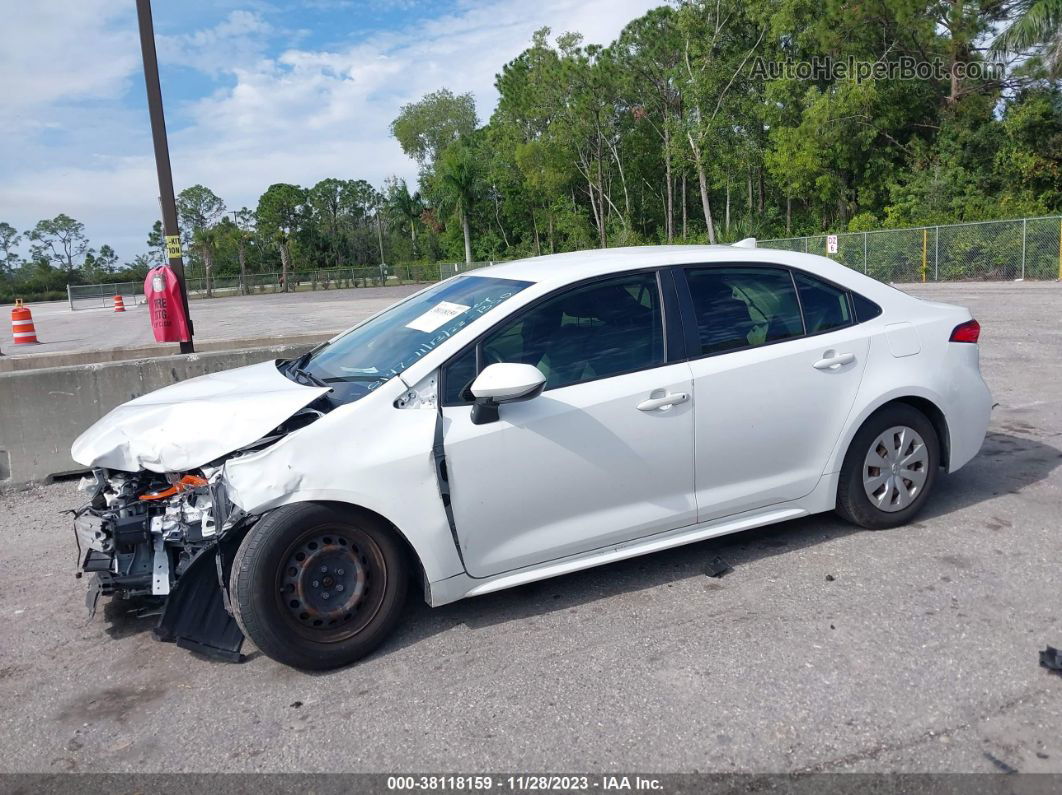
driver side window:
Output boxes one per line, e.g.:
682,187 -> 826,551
484,273 -> 665,390
443,272 -> 665,403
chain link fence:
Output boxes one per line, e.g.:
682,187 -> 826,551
759,215 -> 1062,283
67,216 -> 1061,311
438,261 -> 501,279
66,281 -> 146,311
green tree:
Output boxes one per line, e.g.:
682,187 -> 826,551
81,244 -> 119,280
612,7 -> 685,242
256,183 -> 307,290
674,0 -> 765,243
193,226 -> 222,297
227,208 -> 255,294
146,220 -> 166,264
27,214 -> 89,271
385,177 -> 424,258
390,88 -> 478,172
176,185 -> 226,233
0,222 -> 21,275
176,185 -> 226,281
432,140 -> 482,264
994,86 -> 1062,212
991,0 -> 1062,75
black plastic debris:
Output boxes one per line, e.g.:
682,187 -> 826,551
155,548 -> 244,663
1040,646 -> 1062,674
290,701 -> 304,709
825,574 -> 836,582
705,556 -> 733,578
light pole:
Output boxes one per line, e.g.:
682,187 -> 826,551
136,0 -> 194,353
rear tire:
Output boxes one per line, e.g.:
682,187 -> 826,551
836,404 -> 940,530
231,503 -> 408,670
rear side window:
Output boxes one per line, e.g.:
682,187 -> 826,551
852,292 -> 883,322
794,272 -> 853,334
480,272 -> 665,390
685,267 -> 803,355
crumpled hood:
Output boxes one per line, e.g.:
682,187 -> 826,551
71,360 -> 330,473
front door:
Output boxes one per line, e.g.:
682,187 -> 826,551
440,272 -> 697,578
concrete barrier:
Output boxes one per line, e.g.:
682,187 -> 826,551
0,331 -> 335,373
0,342 -> 317,486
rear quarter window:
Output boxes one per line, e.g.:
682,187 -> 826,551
852,292 -> 883,322
793,272 -> 853,334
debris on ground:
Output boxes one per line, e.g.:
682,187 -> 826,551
705,556 -> 733,578
290,701 -> 304,708
983,751 -> 1019,774
825,574 -> 837,582
1040,646 -> 1062,675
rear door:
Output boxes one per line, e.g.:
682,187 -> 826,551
678,265 -> 870,521
440,271 -> 697,578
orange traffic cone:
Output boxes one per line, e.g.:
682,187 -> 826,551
113,294 -> 126,312
11,299 -> 39,344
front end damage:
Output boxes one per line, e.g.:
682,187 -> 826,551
74,467 -> 249,661
67,359 -> 336,661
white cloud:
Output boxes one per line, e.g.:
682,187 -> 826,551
0,0 -> 138,111
156,10 -> 276,76
0,0 -> 659,262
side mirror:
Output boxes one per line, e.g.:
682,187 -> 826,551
469,363 -> 546,425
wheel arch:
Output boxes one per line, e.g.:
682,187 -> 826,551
317,500 -> 429,595
890,396 -> 950,470
245,498 -> 434,602
830,389 -> 952,477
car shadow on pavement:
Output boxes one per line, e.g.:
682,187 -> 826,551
376,430 -> 1060,662
921,430 -> 1062,520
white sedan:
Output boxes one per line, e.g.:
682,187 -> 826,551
71,245 -> 991,669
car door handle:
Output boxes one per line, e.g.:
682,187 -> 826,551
812,351 -> 856,370
637,392 -> 689,411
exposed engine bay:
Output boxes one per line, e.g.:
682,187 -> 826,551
75,468 -> 225,599
73,465 -> 249,661
71,388 -> 335,663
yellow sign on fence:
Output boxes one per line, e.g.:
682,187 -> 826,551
165,235 -> 182,259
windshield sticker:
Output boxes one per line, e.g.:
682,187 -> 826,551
405,301 -> 470,333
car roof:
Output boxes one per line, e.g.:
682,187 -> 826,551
471,244 -> 899,301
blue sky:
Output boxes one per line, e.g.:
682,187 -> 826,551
0,0 -> 658,262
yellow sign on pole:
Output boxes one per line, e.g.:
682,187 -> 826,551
165,235 -> 182,259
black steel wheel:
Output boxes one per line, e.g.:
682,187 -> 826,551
231,503 -> 408,670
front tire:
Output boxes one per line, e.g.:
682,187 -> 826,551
231,503 -> 408,670
836,404 -> 940,530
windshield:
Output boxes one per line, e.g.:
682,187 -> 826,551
294,275 -> 532,400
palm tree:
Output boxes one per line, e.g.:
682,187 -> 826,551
434,142 -> 481,265
193,225 -> 221,298
387,179 -> 424,258
991,0 -> 1062,75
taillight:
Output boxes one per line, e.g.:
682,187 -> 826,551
950,319 -> 980,343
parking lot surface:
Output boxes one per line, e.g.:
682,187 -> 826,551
0,282 -> 1059,773
0,285 -> 423,356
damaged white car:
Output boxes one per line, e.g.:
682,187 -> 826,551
71,246 -> 991,669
